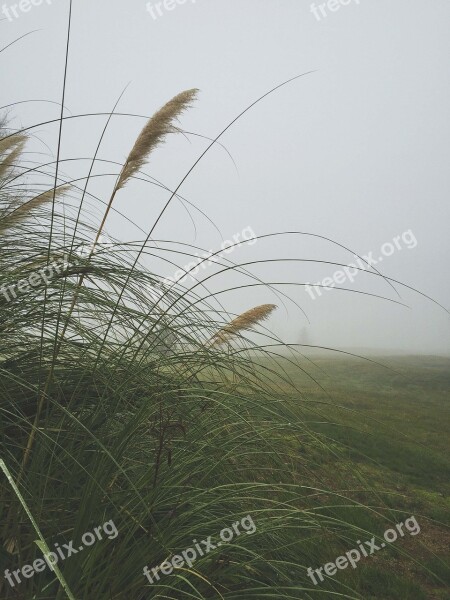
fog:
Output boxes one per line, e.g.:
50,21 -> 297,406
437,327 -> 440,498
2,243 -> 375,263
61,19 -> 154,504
2,0 -> 449,354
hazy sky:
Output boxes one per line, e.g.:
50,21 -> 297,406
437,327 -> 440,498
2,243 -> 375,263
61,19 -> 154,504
1,0 -> 449,354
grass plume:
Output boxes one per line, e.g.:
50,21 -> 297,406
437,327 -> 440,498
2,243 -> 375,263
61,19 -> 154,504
116,88 -> 198,192
210,303 -> 277,346
0,133 -> 26,180
92,88 -> 198,250
0,186 -> 67,234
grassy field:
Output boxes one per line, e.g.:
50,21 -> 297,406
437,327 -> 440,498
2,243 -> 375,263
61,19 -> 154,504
263,353 -> 450,599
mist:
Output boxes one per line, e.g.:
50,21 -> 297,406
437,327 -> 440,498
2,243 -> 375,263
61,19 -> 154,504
2,0 -> 449,354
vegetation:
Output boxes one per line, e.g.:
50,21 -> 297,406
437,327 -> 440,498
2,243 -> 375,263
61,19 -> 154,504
0,93 -> 448,600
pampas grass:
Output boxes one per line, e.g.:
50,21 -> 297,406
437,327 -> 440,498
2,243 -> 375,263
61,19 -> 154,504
210,303 -> 277,346
116,88 -> 198,191
93,88 -> 198,249
0,133 -> 26,180
0,89 -> 413,600
0,186 -> 67,234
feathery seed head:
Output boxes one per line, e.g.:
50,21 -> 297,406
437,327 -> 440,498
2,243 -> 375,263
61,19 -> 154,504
210,303 -> 277,346
0,187 -> 67,234
116,88 -> 199,191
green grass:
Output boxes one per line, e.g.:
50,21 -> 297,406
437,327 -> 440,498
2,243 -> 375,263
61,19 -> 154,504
260,353 -> 450,599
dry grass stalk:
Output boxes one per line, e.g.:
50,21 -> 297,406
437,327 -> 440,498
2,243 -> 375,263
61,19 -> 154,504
116,88 -> 198,191
92,89 -> 198,250
0,133 -> 27,155
0,134 -> 27,179
210,304 -> 277,346
0,186 -> 67,234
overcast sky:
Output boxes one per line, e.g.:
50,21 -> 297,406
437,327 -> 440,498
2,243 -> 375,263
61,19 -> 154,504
1,0 -> 449,354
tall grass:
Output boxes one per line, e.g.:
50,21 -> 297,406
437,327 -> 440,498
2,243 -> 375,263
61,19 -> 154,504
0,87 -> 382,600
1,61 -> 442,597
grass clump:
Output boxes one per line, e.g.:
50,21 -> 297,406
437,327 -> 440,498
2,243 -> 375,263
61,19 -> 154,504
0,102 -> 362,600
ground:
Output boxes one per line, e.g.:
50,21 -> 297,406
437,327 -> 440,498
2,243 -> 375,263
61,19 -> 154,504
264,354 -> 450,599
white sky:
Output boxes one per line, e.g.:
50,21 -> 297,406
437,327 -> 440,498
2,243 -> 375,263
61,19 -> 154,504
1,0 -> 450,354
